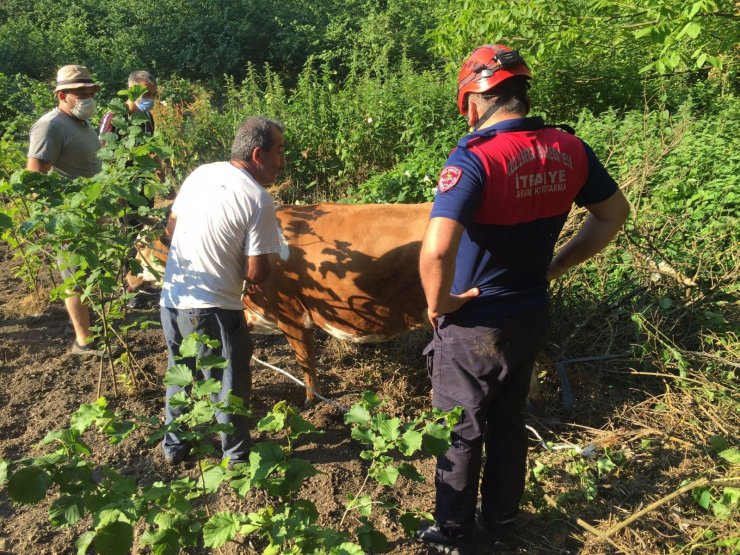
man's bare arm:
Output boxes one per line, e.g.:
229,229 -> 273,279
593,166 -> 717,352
26,158 -> 52,174
419,217 -> 479,327
245,253 -> 272,285
548,189 -> 630,281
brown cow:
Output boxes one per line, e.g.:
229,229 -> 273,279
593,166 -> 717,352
243,203 -> 432,403
131,203 -> 552,408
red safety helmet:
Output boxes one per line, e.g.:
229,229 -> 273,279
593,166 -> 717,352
457,44 -> 531,115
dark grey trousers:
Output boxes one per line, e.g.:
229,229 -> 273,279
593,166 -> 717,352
161,306 -> 253,463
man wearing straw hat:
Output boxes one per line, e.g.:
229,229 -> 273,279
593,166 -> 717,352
26,64 -> 106,357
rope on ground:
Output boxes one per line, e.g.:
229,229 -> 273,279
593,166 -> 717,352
251,355 -> 349,413
525,424 -> 593,454
253,355 -> 592,452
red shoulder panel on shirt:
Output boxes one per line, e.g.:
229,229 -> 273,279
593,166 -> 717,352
438,166 -> 463,192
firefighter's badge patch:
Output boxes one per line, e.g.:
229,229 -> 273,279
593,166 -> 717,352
438,166 -> 463,192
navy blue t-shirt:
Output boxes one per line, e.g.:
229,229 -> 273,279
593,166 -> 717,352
431,116 -> 617,318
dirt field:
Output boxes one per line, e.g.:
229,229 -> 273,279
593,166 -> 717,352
0,241 -> 735,554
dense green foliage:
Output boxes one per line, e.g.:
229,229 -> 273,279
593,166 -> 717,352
0,0 -> 736,199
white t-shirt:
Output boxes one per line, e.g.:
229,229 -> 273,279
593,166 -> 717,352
160,161 -> 280,310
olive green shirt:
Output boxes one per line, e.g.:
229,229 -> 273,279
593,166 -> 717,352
27,108 -> 102,179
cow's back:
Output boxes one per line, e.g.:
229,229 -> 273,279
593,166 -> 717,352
244,203 -> 432,342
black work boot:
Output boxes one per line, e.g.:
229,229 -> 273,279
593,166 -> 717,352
416,521 -> 474,555
476,506 -> 518,553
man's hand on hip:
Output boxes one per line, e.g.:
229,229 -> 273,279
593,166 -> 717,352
427,287 -> 480,328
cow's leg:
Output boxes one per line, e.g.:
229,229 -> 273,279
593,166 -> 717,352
276,319 -> 318,406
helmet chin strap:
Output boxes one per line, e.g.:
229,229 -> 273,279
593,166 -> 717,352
473,98 -> 507,131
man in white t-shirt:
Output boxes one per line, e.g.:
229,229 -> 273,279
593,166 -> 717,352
160,116 -> 283,465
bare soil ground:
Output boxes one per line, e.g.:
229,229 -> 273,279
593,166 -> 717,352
0,242 -> 736,555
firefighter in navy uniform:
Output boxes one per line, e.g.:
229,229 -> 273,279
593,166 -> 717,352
417,45 -> 630,554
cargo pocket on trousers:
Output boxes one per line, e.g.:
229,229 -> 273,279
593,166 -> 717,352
423,341 -> 434,381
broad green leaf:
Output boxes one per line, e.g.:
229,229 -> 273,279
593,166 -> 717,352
167,391 -> 189,410
267,458 -> 319,498
140,528 -> 181,555
633,27 -> 653,39
230,475 -> 253,497
345,404 -> 372,426
103,421 -> 137,444
372,464 -> 399,486
693,487 -> 712,510
93,521 -> 134,555
722,487 -> 740,506
422,422 -> 453,456
290,498 -> 320,523
257,412 -> 286,434
199,464 -> 227,494
706,55 -> 722,69
287,412 -> 318,441
197,354 -> 228,370
356,522 -> 387,553
360,390 -> 383,409
597,457 -> 617,476
378,417 -> 401,442
49,495 -> 85,526
684,22 -> 701,39
350,427 -> 374,445
70,398 -> 108,432
76,531 -> 95,555
712,501 -> 731,520
688,1 -> 703,18
164,364 -> 193,387
0,460 -> 7,484
710,435 -> 729,453
179,333 -> 220,358
347,494 -> 373,517
330,543 -> 365,555
223,393 -> 251,417
719,448 -> 740,465
203,512 -> 241,548
178,334 -> 202,358
7,467 -> 52,503
399,429 -> 423,456
193,378 -> 222,396
249,442 -> 284,482
0,212 -> 13,231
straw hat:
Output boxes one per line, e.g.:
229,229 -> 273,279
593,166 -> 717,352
54,65 -> 101,93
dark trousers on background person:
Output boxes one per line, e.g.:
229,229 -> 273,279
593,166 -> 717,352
428,306 -> 550,534
161,306 -> 253,463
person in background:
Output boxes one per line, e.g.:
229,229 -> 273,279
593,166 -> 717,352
99,70 -> 157,144
26,64 -> 107,357
100,70 -> 164,308
417,44 -> 630,554
159,116 -> 284,465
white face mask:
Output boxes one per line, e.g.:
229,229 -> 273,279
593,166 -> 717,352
69,97 -> 96,120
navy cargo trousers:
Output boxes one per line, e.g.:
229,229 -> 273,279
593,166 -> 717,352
427,306 -> 550,533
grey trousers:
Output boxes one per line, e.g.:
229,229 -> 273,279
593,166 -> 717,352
161,306 -> 253,463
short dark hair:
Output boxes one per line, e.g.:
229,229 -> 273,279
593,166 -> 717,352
231,116 -> 284,162
477,76 -> 530,116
